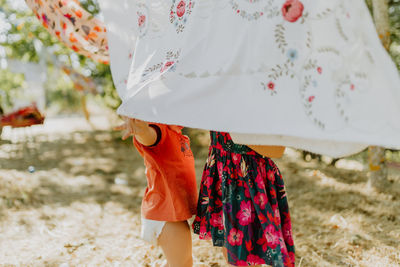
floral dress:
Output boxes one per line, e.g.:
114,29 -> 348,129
193,132 -> 295,267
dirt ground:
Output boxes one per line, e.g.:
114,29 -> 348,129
0,115 -> 399,267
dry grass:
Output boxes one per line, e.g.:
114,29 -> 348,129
0,116 -> 399,266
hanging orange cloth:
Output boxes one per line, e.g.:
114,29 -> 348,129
0,104 -> 45,128
25,0 -> 109,64
61,65 -> 97,94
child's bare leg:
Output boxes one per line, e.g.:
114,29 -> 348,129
222,248 -> 262,267
158,221 -> 193,267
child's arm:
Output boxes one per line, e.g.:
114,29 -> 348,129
114,117 -> 158,146
248,145 -> 286,158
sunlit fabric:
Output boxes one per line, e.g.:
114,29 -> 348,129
25,0 -> 109,64
61,65 -> 98,94
97,0 -> 400,157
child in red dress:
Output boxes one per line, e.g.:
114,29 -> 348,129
116,118 -> 198,267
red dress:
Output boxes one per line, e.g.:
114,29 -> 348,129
134,124 -> 198,221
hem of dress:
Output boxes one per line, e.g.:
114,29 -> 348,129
143,213 -> 195,222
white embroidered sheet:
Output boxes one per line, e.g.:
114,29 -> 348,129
98,0 -> 400,157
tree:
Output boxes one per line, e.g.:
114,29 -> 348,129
368,0 -> 392,187
0,0 -> 119,115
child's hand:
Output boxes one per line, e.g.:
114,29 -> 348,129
114,117 -> 158,146
114,116 -> 135,140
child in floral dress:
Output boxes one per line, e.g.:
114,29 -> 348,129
193,132 -> 294,267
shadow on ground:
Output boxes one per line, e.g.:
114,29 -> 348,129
0,128 -> 399,266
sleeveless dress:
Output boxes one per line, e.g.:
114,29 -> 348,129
193,132 -> 295,267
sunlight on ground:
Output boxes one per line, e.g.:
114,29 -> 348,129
0,115 -> 399,266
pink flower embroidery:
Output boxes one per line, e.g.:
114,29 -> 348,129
317,67 -> 322,74
254,192 -> 268,209
228,228 -> 244,246
160,61 -> 174,72
268,82 -> 275,90
176,1 -> 186,17
308,96 -> 315,103
138,14 -> 146,27
282,0 -> 304,23
236,201 -> 254,226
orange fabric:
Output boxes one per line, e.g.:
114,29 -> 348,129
133,124 -> 198,221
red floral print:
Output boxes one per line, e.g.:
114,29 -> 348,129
210,211 -> 223,228
254,192 -> 268,209
236,200 -> 255,226
237,254 -> 265,266
267,169 -> 275,183
264,225 -> 280,249
193,132 -> 295,266
228,228 -> 244,246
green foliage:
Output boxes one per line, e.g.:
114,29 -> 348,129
365,0 -> 400,68
0,69 -> 25,110
0,0 -> 118,112
388,0 -> 400,68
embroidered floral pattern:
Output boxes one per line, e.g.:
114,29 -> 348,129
257,2 -> 376,130
170,0 -> 195,33
230,0 -> 280,21
136,3 -> 149,37
282,0 -> 304,23
142,50 -> 181,79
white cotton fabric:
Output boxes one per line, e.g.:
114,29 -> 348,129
98,0 -> 400,157
141,218 -> 166,245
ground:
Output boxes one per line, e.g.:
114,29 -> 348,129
0,114 -> 399,267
